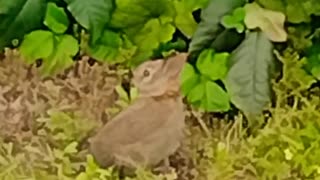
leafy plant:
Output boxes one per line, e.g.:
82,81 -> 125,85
19,2 -> 79,76
173,0 -> 209,38
87,29 -> 137,64
37,110 -> 97,148
225,31 -> 276,121
65,0 -> 114,44
221,7 -> 246,33
0,110 -> 96,179
189,0 -> 246,56
181,49 -> 230,112
109,0 -> 176,65
76,155 -> 118,180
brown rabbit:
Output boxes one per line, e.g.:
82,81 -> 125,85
88,53 -> 188,170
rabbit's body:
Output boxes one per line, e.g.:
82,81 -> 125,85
89,53 -> 188,169
89,95 -> 185,168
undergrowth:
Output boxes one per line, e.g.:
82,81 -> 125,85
1,47 -> 320,179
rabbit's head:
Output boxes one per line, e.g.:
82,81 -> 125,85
132,53 -> 188,97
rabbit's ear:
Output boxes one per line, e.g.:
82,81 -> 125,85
162,53 -> 188,79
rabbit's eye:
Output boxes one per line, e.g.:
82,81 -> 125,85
143,69 -> 150,77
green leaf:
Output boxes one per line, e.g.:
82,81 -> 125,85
187,81 -> 205,103
42,35 -> 79,76
20,30 -> 54,63
181,51 -> 230,112
44,2 -> 69,34
196,49 -> 229,80
184,76 -> 230,112
233,7 -> 246,21
180,63 -> 201,96
0,0 -> 47,50
110,0 -> 176,65
173,0 -> 209,38
225,31 -> 275,117
221,7 -> 245,33
64,142 -> 78,154
200,81 -> 230,111
189,0 -> 246,56
244,2 -> 287,42
66,0 -> 114,43
256,0 -> 320,23
88,29 -> 137,64
20,30 -> 79,76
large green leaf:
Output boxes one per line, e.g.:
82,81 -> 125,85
110,0 -> 176,65
88,29 -> 137,64
44,2 -> 69,34
173,0 -> 208,38
0,0 -> 47,50
256,0 -> 320,23
20,30 -> 54,63
188,0 -> 246,56
225,31 -> 275,117
66,0 -> 114,43
20,30 -> 79,76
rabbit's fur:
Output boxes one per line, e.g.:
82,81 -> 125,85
89,53 -> 188,170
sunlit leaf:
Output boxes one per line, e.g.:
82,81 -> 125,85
173,0 -> 209,38
20,30 -> 79,76
64,142 -> 78,154
244,2 -> 287,42
196,49 -> 229,80
44,2 -> 69,34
